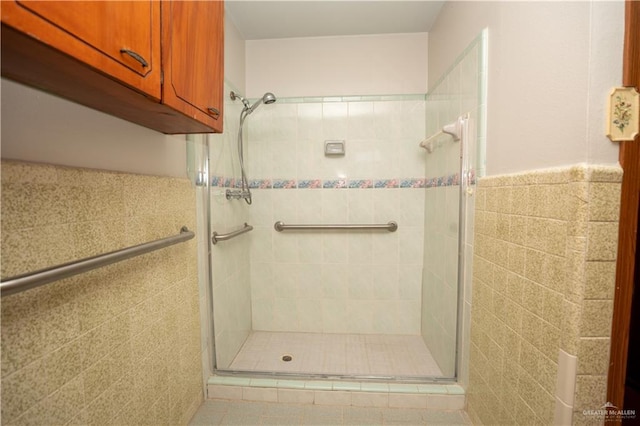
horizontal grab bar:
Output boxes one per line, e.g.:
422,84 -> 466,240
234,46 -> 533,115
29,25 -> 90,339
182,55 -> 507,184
274,221 -> 398,232
212,223 -> 254,244
0,227 -> 195,297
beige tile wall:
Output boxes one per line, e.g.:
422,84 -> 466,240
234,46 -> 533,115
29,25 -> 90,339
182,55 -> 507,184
466,164 -> 622,425
1,160 -> 202,425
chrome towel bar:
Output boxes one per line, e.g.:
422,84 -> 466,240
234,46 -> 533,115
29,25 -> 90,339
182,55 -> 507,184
212,223 -> 254,244
0,227 -> 195,297
274,221 -> 398,232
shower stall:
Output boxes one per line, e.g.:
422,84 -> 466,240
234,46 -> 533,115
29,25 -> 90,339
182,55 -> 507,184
193,30 -> 487,386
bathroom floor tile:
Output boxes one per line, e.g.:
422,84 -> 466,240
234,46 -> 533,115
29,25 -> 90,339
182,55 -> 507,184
189,399 -> 471,425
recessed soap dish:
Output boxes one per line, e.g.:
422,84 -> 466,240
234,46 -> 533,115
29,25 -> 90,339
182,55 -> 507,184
325,140 -> 345,156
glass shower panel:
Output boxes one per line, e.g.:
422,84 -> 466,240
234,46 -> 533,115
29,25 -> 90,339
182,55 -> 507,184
224,94 -> 448,379
200,35 -> 487,381
421,30 -> 487,379
206,82 -> 253,369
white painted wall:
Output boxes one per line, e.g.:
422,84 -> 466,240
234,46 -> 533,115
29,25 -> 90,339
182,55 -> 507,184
0,13 -> 249,178
245,33 -> 428,98
224,10 -> 246,93
0,79 -> 188,177
428,1 -> 624,176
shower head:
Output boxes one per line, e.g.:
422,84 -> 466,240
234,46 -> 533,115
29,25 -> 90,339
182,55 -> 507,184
248,92 -> 277,113
230,91 -> 250,109
231,91 -> 277,114
262,92 -> 276,104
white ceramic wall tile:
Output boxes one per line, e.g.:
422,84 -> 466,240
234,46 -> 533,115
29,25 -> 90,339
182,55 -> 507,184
273,234 -> 299,263
272,191 -> 298,223
321,190 -> 349,223
296,140 -> 320,180
347,234 -> 373,264
348,301 -> 375,334
272,298 -> 298,331
348,101 -> 376,140
373,139 -> 400,179
296,299 -> 324,332
250,262 -> 274,300
322,234 -> 348,264
272,263 -> 298,297
270,140 -> 298,179
297,103 -> 323,140
373,190 -> 400,222
399,265 -> 422,300
249,226 -> 273,263
321,154 -> 349,180
398,190 -> 426,226
248,140 -> 271,180
347,264 -> 374,299
250,103 -> 298,144
373,101 -> 404,140
296,189 -> 323,223
372,233 -> 399,265
239,97 -> 431,336
347,190 -> 374,223
398,226 -> 425,264
322,299 -> 349,333
371,264 -> 399,299
322,103 -> 348,140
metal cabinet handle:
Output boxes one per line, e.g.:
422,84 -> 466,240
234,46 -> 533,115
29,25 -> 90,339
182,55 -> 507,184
208,107 -> 220,119
120,49 -> 148,68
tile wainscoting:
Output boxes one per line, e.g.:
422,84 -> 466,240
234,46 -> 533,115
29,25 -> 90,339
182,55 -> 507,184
1,160 -> 202,425
466,164 -> 622,425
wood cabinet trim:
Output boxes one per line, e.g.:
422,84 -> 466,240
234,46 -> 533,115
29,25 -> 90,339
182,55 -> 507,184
607,0 -> 640,415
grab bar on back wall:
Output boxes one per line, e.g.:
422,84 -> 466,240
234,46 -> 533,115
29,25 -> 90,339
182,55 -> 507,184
274,221 -> 398,232
0,227 -> 195,297
211,223 -> 254,244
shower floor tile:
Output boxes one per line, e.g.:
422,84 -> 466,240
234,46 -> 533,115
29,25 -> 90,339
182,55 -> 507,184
228,331 -> 443,377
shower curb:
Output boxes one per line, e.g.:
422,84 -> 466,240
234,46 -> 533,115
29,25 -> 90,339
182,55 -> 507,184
207,376 -> 465,410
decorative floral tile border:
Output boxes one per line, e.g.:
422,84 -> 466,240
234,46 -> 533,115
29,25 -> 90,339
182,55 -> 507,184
298,179 -> 322,189
273,179 -> 297,189
210,172 -> 474,189
323,179 -> 348,189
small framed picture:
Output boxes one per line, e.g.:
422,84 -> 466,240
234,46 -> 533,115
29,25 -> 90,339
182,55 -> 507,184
607,87 -> 639,142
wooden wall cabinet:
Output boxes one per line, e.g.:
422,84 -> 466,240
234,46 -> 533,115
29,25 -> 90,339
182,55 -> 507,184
1,0 -> 224,134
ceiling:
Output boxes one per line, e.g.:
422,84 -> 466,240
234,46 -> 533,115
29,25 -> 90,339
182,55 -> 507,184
225,1 -> 445,40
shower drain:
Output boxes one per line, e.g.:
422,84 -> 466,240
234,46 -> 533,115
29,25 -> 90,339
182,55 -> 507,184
281,354 -> 293,362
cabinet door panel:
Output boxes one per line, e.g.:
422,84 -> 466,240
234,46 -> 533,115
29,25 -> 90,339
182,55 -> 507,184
2,0 -> 160,99
163,0 -> 224,132
16,1 -> 154,76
